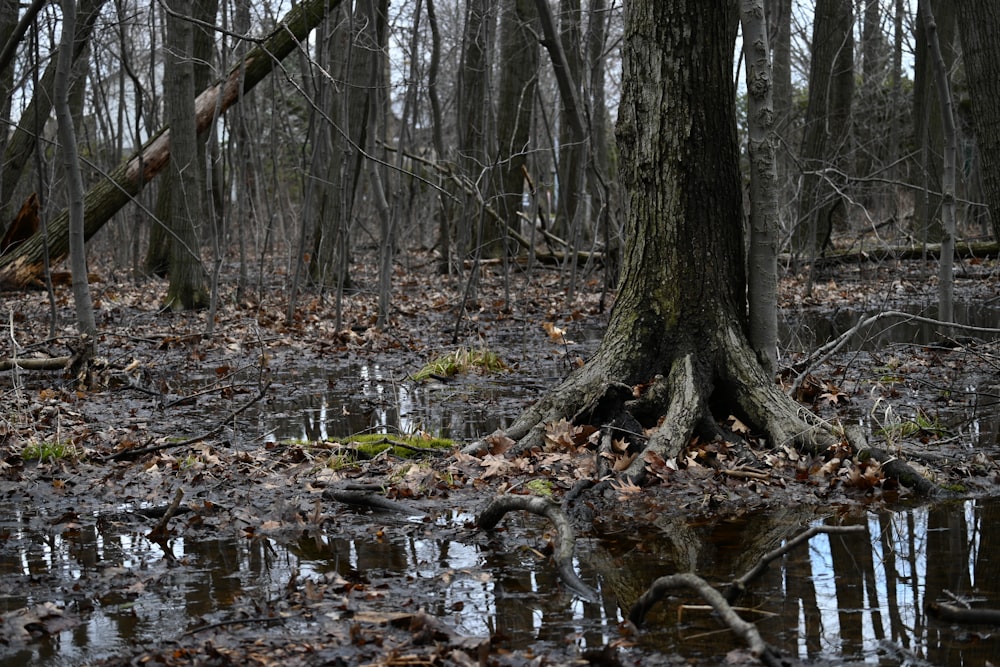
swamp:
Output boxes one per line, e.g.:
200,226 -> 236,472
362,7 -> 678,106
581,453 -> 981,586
2,255 -> 999,667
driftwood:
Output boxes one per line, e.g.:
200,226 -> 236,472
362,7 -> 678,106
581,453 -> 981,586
476,494 -> 599,602
0,0 -> 342,288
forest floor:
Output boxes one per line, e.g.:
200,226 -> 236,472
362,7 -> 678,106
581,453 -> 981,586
1,251 -> 1000,666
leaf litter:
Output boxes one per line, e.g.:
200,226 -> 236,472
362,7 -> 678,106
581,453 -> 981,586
1,253 -> 999,665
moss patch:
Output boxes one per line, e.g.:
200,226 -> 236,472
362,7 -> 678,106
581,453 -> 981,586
411,348 -> 508,382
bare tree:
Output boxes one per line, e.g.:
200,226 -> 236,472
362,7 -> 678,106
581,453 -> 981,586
56,0 -> 96,335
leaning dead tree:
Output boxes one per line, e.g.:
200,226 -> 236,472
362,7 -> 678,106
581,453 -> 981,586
0,0 -> 342,289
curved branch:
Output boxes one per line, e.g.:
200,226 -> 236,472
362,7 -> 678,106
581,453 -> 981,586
628,572 -> 783,666
476,495 -> 598,602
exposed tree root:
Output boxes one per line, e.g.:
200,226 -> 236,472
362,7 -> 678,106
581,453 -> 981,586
628,572 -> 785,667
479,317 -> 942,497
476,495 -> 599,602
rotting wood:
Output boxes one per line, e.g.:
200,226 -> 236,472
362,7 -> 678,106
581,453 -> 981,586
476,494 -> 599,602
0,0 -> 343,289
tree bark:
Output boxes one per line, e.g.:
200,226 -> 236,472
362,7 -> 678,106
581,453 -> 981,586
793,0 -> 854,260
0,0 -> 342,289
920,1 -> 957,324
741,0 -> 779,374
494,0 -> 540,254
956,0 -> 1000,242
492,0 -> 847,486
163,0 -> 208,310
56,0 -> 96,335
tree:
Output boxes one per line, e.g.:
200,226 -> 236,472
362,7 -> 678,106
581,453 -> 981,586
56,0 -> 96,336
494,0 -> 540,246
162,0 -> 208,310
496,0 -> 838,477
956,0 -> 1000,242
794,0 -> 853,263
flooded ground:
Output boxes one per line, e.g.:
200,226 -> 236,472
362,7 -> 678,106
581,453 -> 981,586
3,498 -> 1000,666
2,258 -> 1000,665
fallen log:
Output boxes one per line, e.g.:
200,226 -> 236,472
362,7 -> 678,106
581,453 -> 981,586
0,0 -> 342,289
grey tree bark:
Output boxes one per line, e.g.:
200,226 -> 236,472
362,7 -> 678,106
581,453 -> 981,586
741,0 -> 779,374
912,0 -> 956,244
494,0 -> 540,254
956,0 -> 1000,242
56,0 -> 96,335
920,1 -> 956,324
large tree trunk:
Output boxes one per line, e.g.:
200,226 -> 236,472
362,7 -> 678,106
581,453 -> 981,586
956,0 -> 1000,242
0,0 -> 341,289
495,0 -> 838,479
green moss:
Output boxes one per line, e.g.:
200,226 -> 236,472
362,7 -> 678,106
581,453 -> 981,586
411,348 -> 507,382
526,479 -> 554,497
340,432 -> 455,458
22,440 -> 76,462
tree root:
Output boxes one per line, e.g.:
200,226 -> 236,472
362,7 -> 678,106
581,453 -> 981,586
476,495 -> 599,602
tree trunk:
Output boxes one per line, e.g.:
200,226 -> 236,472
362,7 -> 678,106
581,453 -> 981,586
920,1 -> 957,324
0,0 -> 341,289
56,0 -> 96,335
912,0 -> 956,244
741,0 -> 779,374
495,0 -> 839,479
163,0 -> 208,310
794,0 -> 854,261
456,0 -> 495,256
494,0 -> 540,251
956,0 -> 1000,242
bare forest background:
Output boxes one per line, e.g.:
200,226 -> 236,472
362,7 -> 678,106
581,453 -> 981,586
0,0 -> 997,327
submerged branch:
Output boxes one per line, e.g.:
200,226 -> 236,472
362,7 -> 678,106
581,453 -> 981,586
476,495 -> 599,602
628,572 -> 783,666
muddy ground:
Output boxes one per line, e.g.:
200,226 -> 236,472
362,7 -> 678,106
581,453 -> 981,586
1,253 -> 999,666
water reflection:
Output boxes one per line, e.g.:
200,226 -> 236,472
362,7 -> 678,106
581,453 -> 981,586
3,501 -> 1000,665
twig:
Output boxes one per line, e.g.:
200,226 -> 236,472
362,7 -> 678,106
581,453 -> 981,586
788,309 -> 1000,397
723,525 -> 865,603
108,380 -> 271,460
182,615 -> 286,636
148,488 -> 184,540
476,495 -> 599,602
